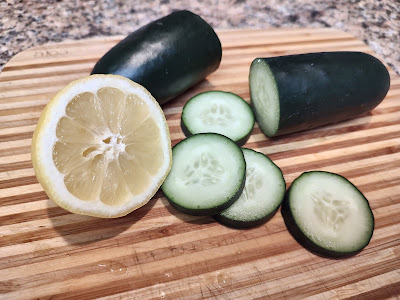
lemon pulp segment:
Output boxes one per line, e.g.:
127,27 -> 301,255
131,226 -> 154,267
52,87 -> 165,206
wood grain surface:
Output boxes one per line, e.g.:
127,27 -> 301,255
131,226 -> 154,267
1,28 -> 400,299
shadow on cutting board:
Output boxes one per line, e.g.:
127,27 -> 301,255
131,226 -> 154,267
247,111 -> 375,172
161,78 -> 218,111
46,196 -> 157,246
160,197 -> 216,226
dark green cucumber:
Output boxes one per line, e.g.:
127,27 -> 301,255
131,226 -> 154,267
249,52 -> 390,137
215,148 -> 286,228
161,133 -> 246,216
181,91 -> 255,146
91,10 -> 222,105
281,171 -> 374,257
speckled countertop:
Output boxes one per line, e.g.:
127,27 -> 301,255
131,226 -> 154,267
0,0 -> 399,74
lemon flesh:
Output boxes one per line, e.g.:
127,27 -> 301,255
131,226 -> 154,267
32,75 -> 172,218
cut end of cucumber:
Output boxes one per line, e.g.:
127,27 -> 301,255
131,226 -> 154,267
249,59 -> 280,137
286,171 -> 374,255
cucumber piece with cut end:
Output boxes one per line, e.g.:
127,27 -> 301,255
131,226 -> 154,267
181,91 -> 255,145
281,171 -> 374,257
215,148 -> 286,228
249,52 -> 390,137
91,10 -> 222,105
161,133 -> 246,216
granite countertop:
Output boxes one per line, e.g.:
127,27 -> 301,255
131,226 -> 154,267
0,0 -> 399,75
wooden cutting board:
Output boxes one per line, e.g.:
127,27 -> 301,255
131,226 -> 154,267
1,28 -> 400,299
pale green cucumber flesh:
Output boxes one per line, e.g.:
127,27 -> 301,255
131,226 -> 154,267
181,91 -> 254,145
249,59 -> 280,137
216,148 -> 286,228
161,133 -> 246,216
283,171 -> 374,256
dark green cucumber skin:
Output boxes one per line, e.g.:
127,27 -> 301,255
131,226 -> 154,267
180,91 -> 254,146
166,174 -> 246,216
281,171 -> 375,258
214,148 -> 285,228
252,52 -> 390,137
181,119 -> 197,142
214,207 -> 278,229
161,133 -> 246,216
181,119 -> 253,147
91,10 -> 222,105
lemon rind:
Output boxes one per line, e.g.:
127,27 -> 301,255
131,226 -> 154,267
31,75 -> 172,218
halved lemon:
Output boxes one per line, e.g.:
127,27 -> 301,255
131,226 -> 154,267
32,75 -> 172,218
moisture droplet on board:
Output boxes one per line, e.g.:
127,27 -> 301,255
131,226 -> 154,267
216,273 -> 233,288
98,260 -> 128,275
393,246 -> 400,258
34,243 -> 54,257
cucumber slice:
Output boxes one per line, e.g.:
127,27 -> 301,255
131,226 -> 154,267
181,91 -> 255,145
161,133 -> 246,216
215,148 -> 286,228
249,52 -> 390,137
282,171 -> 374,257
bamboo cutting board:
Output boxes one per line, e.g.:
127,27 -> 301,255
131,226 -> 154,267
1,28 -> 400,299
